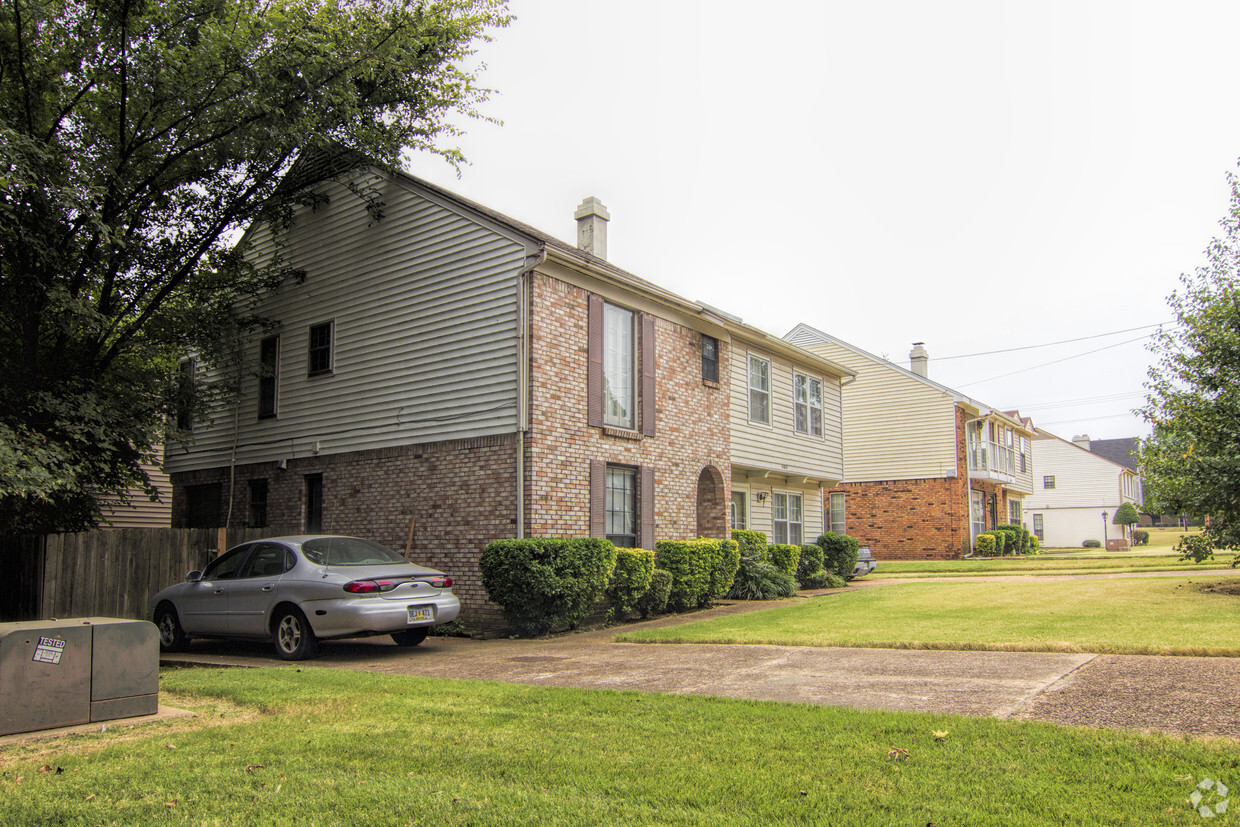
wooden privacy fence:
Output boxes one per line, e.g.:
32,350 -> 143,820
0,526 -> 297,623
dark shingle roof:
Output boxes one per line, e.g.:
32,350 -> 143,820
1088,437 -> 1139,470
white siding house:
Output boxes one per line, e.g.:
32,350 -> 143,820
1026,429 -> 1142,548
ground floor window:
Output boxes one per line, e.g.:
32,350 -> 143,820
772,492 -> 803,545
1033,513 -> 1044,541
1009,499 -> 1021,525
305,474 -> 323,533
970,490 -> 985,542
248,479 -> 269,528
606,465 -> 638,547
186,483 -> 221,529
730,491 -> 746,530
828,492 -> 846,534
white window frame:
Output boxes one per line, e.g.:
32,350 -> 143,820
970,489 -> 985,543
730,490 -> 746,530
793,372 -> 824,438
603,303 -> 636,429
748,354 -> 771,425
828,492 -> 846,534
772,491 -> 803,545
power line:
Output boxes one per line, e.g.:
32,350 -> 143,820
934,322 -> 1170,361
1036,412 -> 1148,427
957,334 -> 1153,387
1011,392 -> 1145,412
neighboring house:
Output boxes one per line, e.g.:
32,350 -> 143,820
98,449 -> 172,528
166,166 -> 851,625
1026,430 -> 1142,548
783,327 -> 1035,559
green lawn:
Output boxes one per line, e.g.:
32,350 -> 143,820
875,553 -> 1237,578
619,576 -> 1240,657
0,667 -> 1233,825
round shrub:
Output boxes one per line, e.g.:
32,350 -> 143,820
1132,529 -> 1150,546
1028,534 -> 1040,553
480,538 -> 617,637
818,532 -> 860,579
709,539 -> 741,603
635,568 -> 672,618
1082,539 -> 1102,548
797,544 -> 826,587
606,548 -> 655,620
655,539 -> 718,611
766,544 -> 802,578
974,534 -> 997,556
731,529 -> 768,557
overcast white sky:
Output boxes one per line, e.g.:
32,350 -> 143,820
407,0 -> 1240,442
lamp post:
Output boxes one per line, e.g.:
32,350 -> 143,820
1102,511 -> 1108,549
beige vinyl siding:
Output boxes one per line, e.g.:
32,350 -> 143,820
729,343 -> 844,483
796,340 -> 958,481
167,174 -> 529,473
732,478 -> 825,544
99,451 -> 172,528
1029,435 -> 1136,509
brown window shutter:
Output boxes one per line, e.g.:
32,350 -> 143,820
640,465 -> 655,549
641,313 -> 656,436
589,459 -> 606,538
587,294 -> 604,428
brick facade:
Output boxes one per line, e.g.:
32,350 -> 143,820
171,434 -> 518,627
524,272 -> 731,542
828,406 -> 1023,560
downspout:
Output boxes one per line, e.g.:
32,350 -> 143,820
515,247 -> 546,539
962,414 -> 988,557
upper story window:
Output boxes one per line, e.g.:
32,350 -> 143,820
603,303 -> 635,429
748,355 -> 770,425
701,335 -> 719,383
258,335 -> 279,419
793,372 -> 823,437
308,321 -> 334,377
1043,475 -> 1056,489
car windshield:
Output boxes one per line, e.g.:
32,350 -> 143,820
300,537 -> 407,566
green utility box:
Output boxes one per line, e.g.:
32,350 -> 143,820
0,618 -> 159,736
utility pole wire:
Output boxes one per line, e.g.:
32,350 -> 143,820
957,334 -> 1153,388
934,322 -> 1170,361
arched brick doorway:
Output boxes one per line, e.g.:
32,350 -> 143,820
696,465 -> 727,538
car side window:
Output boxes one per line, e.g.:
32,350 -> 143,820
239,543 -> 293,578
202,546 -> 250,581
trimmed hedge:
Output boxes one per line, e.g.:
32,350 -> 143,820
656,539 -> 722,611
767,544 -> 802,578
635,568 -> 672,618
974,534 -> 997,556
1029,535 -> 1040,553
1132,529 -> 1150,546
710,539 -> 741,603
480,538 -> 617,636
817,532 -> 860,579
1083,539 -> 1102,548
606,548 -> 655,620
731,530 -> 768,556
796,544 -> 826,586
997,523 -> 1028,554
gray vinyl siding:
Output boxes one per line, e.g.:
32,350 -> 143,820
729,342 -> 845,483
167,173 -> 528,473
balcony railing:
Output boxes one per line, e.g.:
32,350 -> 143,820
969,440 -> 1017,478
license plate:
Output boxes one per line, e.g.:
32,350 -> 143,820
407,606 -> 434,624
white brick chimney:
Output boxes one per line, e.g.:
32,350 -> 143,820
1072,434 -> 1092,450
574,196 -> 610,259
909,342 -> 929,377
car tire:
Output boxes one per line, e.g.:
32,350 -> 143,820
390,627 -> 429,647
155,605 -> 191,653
273,607 -> 319,660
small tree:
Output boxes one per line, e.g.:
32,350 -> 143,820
1112,503 -> 1140,542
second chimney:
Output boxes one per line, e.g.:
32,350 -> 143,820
575,196 -> 610,259
909,342 -> 929,377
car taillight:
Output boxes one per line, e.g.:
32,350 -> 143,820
343,579 -> 400,594
420,576 -> 453,588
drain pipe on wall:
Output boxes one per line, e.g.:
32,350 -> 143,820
515,247 -> 545,539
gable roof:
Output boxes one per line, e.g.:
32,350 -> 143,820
1033,429 -> 1139,474
784,321 -> 1029,431
1086,437 -> 1140,471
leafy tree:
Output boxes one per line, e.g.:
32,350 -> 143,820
0,0 -> 508,531
1137,166 -> 1240,551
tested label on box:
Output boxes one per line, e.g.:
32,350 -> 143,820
32,636 -> 65,665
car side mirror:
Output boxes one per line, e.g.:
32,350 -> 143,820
186,570 -> 202,582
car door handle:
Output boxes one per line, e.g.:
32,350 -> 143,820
260,584 -> 275,592
213,589 -> 224,595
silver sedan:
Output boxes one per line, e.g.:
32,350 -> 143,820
151,535 -> 460,660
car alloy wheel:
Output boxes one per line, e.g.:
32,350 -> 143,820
155,606 -> 190,652
273,608 -> 319,660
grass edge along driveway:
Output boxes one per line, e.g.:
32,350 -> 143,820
617,576 -> 1240,657
1,667 -> 1235,826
